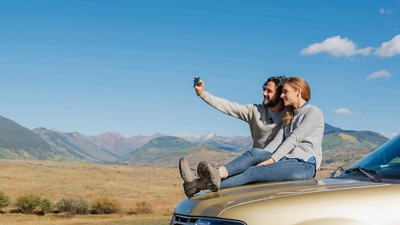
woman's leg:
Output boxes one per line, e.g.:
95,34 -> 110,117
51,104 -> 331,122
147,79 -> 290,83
224,148 -> 273,177
220,158 -> 316,189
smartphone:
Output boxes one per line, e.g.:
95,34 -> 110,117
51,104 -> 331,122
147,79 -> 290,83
193,77 -> 200,87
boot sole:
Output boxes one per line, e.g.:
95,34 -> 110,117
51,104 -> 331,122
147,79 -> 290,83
198,161 -> 219,192
179,157 -> 192,183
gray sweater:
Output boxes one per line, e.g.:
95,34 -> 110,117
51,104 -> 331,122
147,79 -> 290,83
264,104 -> 324,169
199,91 -> 283,149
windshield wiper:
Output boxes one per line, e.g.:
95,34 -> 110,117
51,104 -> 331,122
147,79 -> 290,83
330,167 -> 344,178
345,166 -> 382,183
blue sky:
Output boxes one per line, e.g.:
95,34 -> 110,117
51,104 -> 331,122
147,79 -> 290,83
1,1 -> 399,138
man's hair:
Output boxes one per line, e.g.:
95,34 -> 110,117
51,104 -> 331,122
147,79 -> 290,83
262,76 -> 287,95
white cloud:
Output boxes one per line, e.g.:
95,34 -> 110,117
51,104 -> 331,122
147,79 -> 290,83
366,70 -> 391,80
300,36 -> 373,57
334,108 -> 359,115
380,7 -> 392,14
382,133 -> 399,139
375,35 -> 400,58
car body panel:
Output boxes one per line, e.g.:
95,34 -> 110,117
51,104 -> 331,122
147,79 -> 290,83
171,135 -> 400,225
173,178 -> 400,225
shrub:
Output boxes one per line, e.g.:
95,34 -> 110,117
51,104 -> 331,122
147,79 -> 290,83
75,198 -> 89,214
55,198 -> 72,213
39,198 -> 53,213
91,197 -> 121,214
0,191 -> 11,209
325,159 -> 336,164
55,198 -> 89,215
14,194 -> 41,214
136,201 -> 152,214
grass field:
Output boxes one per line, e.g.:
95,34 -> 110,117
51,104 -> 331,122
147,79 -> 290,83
0,159 -> 184,224
0,159 -> 333,225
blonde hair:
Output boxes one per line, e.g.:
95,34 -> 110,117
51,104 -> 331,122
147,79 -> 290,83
282,77 -> 311,126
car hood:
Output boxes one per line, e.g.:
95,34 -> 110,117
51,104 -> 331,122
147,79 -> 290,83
173,178 -> 390,217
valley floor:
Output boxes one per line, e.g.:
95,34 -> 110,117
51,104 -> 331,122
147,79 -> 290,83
0,214 -> 170,225
0,159 -> 332,224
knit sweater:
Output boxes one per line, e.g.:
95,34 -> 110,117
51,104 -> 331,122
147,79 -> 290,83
263,104 -> 324,169
199,91 -> 283,149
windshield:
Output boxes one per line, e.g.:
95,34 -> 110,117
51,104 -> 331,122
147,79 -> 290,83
340,134 -> 400,179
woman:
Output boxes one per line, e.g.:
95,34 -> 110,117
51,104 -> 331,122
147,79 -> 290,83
180,77 -> 324,196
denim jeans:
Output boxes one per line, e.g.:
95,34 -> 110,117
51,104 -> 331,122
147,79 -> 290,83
221,148 -> 316,189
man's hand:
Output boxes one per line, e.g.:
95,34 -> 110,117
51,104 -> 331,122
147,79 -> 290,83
194,78 -> 204,96
257,158 -> 275,166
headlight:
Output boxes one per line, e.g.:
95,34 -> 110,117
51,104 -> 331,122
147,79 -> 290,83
194,218 -> 246,225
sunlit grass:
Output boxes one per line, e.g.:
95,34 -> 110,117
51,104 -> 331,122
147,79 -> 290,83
0,159 -> 331,224
0,159 -> 183,224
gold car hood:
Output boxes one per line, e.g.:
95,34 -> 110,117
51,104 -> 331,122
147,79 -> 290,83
174,178 -> 389,217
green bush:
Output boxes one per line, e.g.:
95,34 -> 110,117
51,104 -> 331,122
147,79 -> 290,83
325,158 -> 336,164
0,191 -> 11,209
136,201 -> 152,214
91,197 -> 121,214
39,198 -> 53,213
55,198 -> 72,213
55,198 -> 89,215
14,194 -> 41,214
75,198 -> 89,214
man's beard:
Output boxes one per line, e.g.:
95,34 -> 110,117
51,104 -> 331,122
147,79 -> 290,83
266,96 -> 280,107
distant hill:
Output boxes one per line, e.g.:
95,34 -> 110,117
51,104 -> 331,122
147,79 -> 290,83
324,123 -> 343,133
0,116 -> 61,160
85,132 -> 167,156
179,132 -> 252,152
32,127 -> 119,162
0,115 -> 391,167
118,136 -> 239,167
179,124 -> 389,152
322,126 -> 388,151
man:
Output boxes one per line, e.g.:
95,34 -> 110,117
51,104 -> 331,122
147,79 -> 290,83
194,76 -> 286,148
179,76 -> 287,197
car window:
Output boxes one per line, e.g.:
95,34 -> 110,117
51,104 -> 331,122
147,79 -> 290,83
342,134 -> 400,179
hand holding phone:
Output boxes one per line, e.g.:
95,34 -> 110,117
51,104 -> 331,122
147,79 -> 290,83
193,77 -> 200,87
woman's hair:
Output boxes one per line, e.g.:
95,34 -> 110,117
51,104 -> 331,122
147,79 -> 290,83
282,77 -> 311,126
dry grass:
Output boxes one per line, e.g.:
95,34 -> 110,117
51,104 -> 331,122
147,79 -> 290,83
0,214 -> 170,225
0,159 -> 332,224
0,159 -> 184,224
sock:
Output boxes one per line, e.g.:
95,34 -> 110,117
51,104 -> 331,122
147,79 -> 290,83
218,166 -> 228,179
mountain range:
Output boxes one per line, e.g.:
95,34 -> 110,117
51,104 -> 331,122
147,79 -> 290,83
0,115 -> 390,167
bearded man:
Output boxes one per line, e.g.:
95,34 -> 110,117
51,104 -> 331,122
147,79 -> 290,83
194,76 -> 287,148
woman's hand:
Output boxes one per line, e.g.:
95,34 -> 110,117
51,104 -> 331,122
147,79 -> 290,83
257,158 -> 275,166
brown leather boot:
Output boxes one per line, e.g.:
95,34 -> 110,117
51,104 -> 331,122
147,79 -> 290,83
179,157 -> 199,183
183,180 -> 200,197
197,161 -> 221,192
183,178 -> 208,197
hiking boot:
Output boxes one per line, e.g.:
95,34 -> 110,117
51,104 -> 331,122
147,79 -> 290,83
197,161 -> 221,192
183,178 -> 208,197
179,157 -> 199,183
183,180 -> 200,197
197,178 -> 207,190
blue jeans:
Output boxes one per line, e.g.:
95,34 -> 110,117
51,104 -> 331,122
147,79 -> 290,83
221,148 -> 316,189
